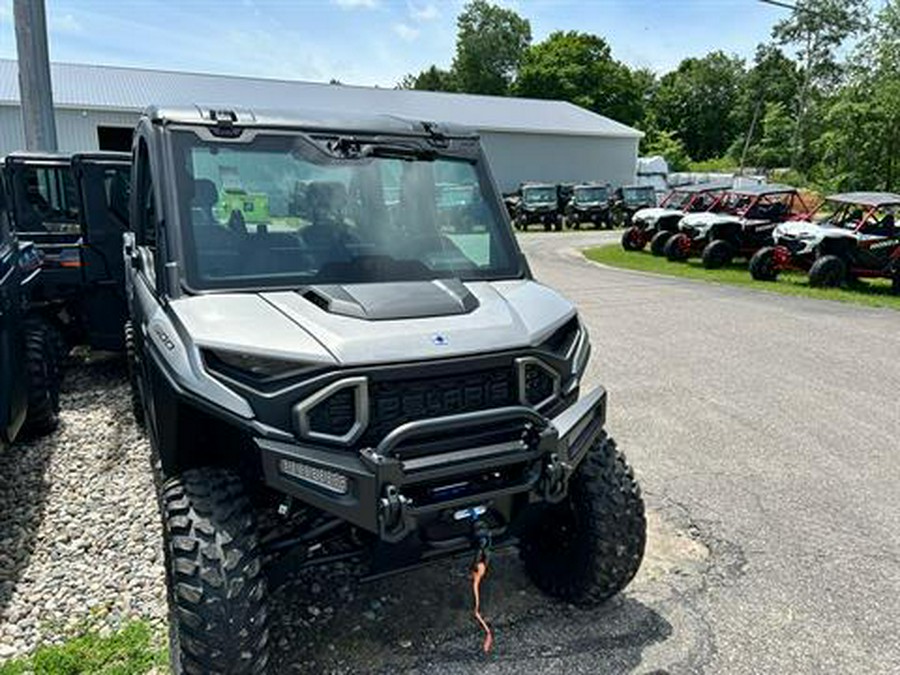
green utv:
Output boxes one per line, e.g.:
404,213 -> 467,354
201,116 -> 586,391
123,106 -> 646,673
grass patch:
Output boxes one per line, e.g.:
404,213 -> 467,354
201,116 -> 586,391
0,621 -> 168,675
584,244 -> 900,310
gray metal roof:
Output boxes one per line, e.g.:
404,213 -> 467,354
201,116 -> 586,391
827,192 -> 900,207
0,59 -> 643,140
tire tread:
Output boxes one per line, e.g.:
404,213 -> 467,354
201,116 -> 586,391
163,468 -> 269,675
521,437 -> 646,606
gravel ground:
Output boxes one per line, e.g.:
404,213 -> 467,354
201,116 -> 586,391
0,355 -> 166,660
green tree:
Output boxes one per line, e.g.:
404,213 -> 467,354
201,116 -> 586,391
642,130 -> 692,171
745,101 -> 794,169
451,0 -> 531,95
515,31 -> 650,127
812,1 -> 900,190
734,44 -> 800,160
397,65 -> 456,92
772,0 -> 869,170
649,52 -> 746,161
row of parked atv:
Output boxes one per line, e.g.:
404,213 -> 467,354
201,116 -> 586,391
0,151 -> 131,451
504,182 -> 657,231
621,182 -> 900,293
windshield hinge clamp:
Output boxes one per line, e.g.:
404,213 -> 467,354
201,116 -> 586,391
208,109 -> 242,138
421,121 -> 449,148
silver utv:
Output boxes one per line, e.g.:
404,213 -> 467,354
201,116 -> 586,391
123,106 -> 646,673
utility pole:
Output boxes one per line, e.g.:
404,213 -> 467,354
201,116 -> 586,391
13,0 -> 58,151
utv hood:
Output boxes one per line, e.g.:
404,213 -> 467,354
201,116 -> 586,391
170,280 -> 576,367
633,207 -> 683,224
680,211 -> 740,233
775,219 -> 856,242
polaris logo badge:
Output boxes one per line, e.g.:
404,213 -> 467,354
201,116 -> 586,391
431,333 -> 449,346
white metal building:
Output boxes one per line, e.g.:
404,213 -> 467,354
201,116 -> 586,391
0,59 -> 642,193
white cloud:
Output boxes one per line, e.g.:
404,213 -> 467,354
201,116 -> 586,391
50,13 -> 83,34
393,22 -> 419,41
332,0 -> 377,8
408,2 -> 439,21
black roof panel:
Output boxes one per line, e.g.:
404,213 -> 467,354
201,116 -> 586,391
672,180 -> 732,194
731,182 -> 798,196
827,192 -> 900,207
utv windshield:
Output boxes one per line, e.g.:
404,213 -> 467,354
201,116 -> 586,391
171,131 -> 521,290
9,164 -> 80,235
662,190 -> 693,210
522,187 -> 557,205
818,201 -> 898,234
574,187 -> 608,204
622,187 -> 655,206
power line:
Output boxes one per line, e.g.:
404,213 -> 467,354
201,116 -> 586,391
759,0 -> 799,11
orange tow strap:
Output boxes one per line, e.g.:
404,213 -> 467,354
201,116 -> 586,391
471,559 -> 493,653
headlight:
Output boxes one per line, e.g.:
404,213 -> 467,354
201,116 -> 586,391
203,349 -> 309,380
569,322 -> 590,380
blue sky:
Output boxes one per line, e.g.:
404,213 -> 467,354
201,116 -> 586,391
0,1 -> 789,87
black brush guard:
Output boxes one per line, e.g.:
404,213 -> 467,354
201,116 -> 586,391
259,386 -> 607,543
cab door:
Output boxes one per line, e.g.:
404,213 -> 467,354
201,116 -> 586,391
853,211 -> 900,271
72,153 -> 132,351
0,191 -> 26,449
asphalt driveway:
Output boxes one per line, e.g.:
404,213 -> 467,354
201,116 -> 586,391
281,231 -> 900,674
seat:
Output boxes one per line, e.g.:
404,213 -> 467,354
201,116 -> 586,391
190,179 -> 219,227
301,182 -> 356,266
189,179 -> 245,278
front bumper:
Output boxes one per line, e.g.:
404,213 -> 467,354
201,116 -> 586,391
259,386 -> 607,542
570,208 -> 609,222
520,210 -> 558,224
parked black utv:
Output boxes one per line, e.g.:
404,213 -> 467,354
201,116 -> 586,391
3,152 -> 132,353
0,186 -> 62,450
515,183 -> 563,231
565,183 -> 611,229
610,185 -> 657,228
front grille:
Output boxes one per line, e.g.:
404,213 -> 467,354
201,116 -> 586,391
364,366 -> 517,445
293,357 -> 565,449
779,236 -> 806,254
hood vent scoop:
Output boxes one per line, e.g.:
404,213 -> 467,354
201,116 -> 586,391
301,280 -> 479,320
